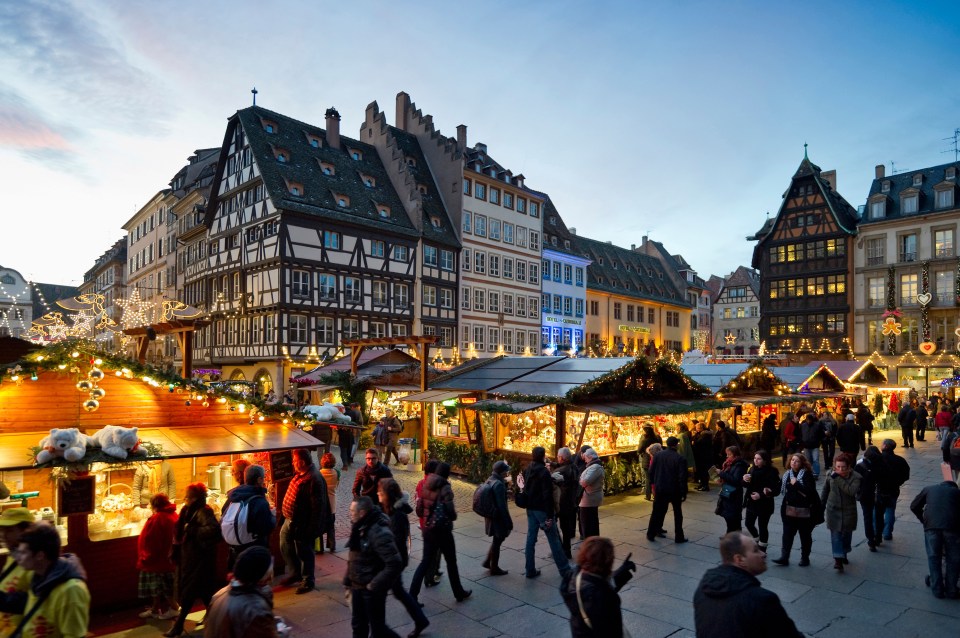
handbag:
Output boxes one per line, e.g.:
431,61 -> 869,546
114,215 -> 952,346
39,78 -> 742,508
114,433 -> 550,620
719,483 -> 737,499
515,489 -> 528,509
785,505 -> 811,518
576,571 -> 631,637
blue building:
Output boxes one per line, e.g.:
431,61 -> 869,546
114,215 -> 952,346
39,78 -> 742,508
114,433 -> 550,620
539,197 -> 591,353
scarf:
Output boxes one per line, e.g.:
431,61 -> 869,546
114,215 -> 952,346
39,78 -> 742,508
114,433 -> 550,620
347,509 -> 380,551
780,468 -> 807,495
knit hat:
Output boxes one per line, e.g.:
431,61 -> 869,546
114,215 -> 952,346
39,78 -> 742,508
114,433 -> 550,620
845,413 -> 855,421
0,507 -> 33,527
493,460 -> 510,475
665,436 -> 679,448
233,546 -> 272,583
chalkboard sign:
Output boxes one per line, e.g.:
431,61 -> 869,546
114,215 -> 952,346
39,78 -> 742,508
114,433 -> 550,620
270,450 -> 295,481
58,477 -> 96,516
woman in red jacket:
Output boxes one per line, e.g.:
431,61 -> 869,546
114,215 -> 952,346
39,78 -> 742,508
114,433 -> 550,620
137,493 -> 179,621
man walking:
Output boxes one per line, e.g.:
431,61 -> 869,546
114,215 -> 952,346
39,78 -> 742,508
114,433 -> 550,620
799,412 -> 824,479
910,480 -> 960,599
552,447 -> 580,558
520,446 -> 571,579
280,448 -> 328,594
353,448 -> 393,509
898,399 -> 917,448
376,409 -> 404,466
647,437 -> 688,543
836,413 -> 863,456
344,496 -> 403,638
856,398 -> 875,446
693,532 -> 803,638
874,439 -> 910,543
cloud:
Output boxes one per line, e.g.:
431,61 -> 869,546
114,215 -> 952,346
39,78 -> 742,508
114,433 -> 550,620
0,0 -> 170,133
0,85 -> 80,170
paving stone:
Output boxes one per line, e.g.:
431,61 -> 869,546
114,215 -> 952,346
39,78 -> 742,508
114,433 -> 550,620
480,603 -> 569,637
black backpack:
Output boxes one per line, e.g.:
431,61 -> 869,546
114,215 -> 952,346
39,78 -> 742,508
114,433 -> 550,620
472,480 -> 498,518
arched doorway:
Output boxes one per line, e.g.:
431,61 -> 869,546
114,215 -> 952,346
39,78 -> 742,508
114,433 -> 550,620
229,369 -> 246,380
253,368 -> 273,398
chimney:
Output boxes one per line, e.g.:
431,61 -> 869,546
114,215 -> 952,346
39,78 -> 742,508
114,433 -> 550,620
569,227 -> 576,235
631,244 -> 636,250
395,92 -> 410,130
325,107 -> 341,150
456,125 -> 467,150
875,164 -> 885,179
821,169 -> 837,191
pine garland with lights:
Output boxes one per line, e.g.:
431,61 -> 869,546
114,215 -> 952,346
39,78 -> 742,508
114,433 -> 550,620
956,258 -> 960,303
886,265 -> 897,355
921,261 -> 931,341
716,358 -> 793,396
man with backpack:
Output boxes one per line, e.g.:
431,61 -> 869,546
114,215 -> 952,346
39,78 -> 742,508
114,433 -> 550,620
221,464 -> 276,571
475,460 -> 513,576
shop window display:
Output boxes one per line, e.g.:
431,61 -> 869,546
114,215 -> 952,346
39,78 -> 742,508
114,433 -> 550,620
497,407 -> 557,455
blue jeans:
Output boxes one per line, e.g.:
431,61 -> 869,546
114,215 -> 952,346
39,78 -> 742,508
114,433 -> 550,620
925,529 -> 960,597
875,493 -> 898,538
803,448 -> 820,477
525,510 -> 571,578
830,530 -> 853,558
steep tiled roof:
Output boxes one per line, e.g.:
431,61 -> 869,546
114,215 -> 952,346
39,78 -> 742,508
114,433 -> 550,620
386,126 -> 460,248
226,106 -> 419,239
717,266 -> 760,299
463,145 -> 543,198
859,160 -> 960,226
540,195 -> 582,258
647,240 -> 707,290
570,236 -> 690,307
170,148 -> 219,197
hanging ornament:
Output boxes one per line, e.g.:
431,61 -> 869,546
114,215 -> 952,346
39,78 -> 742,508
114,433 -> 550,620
90,387 -> 106,400
83,399 -> 100,412
76,380 -> 93,392
88,368 -> 104,382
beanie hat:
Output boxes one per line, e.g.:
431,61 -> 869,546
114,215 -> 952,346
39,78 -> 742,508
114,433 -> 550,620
493,460 -> 510,475
233,546 -> 272,584
665,436 -> 679,448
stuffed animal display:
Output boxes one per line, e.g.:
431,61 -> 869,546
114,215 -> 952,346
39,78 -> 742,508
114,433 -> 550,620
36,428 -> 89,464
90,425 -> 145,459
302,402 -> 353,424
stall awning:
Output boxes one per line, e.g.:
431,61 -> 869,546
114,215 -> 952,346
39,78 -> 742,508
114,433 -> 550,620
399,389 -> 470,403
297,384 -> 338,392
374,385 -> 421,393
571,398 -> 731,417
469,399 -> 548,414
0,424 -> 322,472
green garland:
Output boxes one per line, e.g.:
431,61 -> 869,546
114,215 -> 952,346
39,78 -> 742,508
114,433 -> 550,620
921,261 -> 930,341
30,441 -> 166,471
887,265 -> 897,355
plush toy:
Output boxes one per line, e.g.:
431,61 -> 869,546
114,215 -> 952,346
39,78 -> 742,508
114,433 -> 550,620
90,425 -> 145,459
302,403 -> 352,424
36,428 -> 89,464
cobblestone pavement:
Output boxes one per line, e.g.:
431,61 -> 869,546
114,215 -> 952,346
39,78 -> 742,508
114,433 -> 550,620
101,439 -> 958,637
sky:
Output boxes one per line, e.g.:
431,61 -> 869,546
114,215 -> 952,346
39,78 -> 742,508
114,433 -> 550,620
2,0 -> 960,286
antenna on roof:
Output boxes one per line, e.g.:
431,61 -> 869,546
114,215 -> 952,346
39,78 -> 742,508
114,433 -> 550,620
803,142 -> 808,159
942,128 -> 960,162
251,87 -> 258,106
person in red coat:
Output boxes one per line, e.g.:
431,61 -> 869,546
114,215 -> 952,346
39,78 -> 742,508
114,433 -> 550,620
137,493 -> 179,620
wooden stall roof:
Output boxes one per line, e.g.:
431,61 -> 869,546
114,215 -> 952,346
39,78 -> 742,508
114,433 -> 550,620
810,360 -> 888,385
373,384 -> 421,392
570,398 -> 725,417
489,358 -> 633,397
0,423 -> 319,472
430,356 -> 560,391
400,389 -> 470,403
469,399 -> 549,414
294,350 -> 419,382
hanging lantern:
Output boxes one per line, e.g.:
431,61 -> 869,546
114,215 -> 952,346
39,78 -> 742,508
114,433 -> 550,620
77,380 -> 93,392
83,399 -> 100,412
88,368 -> 105,382
90,387 -> 106,400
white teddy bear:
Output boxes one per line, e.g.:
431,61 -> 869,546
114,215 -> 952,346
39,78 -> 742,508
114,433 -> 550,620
36,428 -> 89,464
90,425 -> 145,459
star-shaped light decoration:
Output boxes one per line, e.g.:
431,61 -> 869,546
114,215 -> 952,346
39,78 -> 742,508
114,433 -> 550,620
67,310 -> 94,337
724,333 -> 737,345
117,289 -> 152,329
881,316 -> 902,336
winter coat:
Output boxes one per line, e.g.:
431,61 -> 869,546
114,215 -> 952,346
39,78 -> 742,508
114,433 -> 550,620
853,457 -> 878,505
876,450 -> 910,496
22,555 -> 90,638
742,464 -> 780,515
352,462 -> 393,507
649,448 -> 688,497
415,473 -> 457,539
522,460 -> 556,515
759,415 -> 778,453
678,431 -> 697,470
637,430 -> 662,456
856,405 -> 875,431
204,582 -> 277,638
223,484 -> 276,547
910,481 -> 960,532
579,460 -> 605,507
780,417 -> 798,447
484,473 -> 514,539
555,461 -> 581,513
820,472 -> 861,532
935,410 -> 953,430
693,565 -> 803,638
137,502 -> 178,572
693,429 -> 714,468
717,458 -> 749,519
799,417 -> 823,449
174,502 -> 223,604
344,509 -> 402,593
385,493 -> 414,567
779,469 -> 822,525
560,567 -> 623,638
897,405 -> 917,429
835,421 -> 863,454
946,432 -> 960,470
282,465 -> 328,539
820,414 -> 838,443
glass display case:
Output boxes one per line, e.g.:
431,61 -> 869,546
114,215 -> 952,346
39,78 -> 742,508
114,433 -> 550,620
429,402 -> 462,438
369,391 -> 420,423
496,406 -> 558,455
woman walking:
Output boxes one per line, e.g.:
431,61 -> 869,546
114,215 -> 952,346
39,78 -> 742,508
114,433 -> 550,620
742,449 -> 780,550
165,483 -> 222,637
820,452 -> 861,572
772,454 -> 822,567
378,478 -> 430,638
716,446 -> 749,533
560,537 -> 636,637
482,461 -> 513,576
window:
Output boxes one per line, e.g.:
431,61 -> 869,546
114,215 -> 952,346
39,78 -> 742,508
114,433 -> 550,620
440,326 -> 452,347
350,149 -> 363,161
723,308 -> 732,319
317,317 -> 334,345
826,314 -> 845,334
475,183 -> 486,200
563,264 -> 572,284
462,248 -> 471,272
937,189 -> 955,209
490,188 -> 500,205
289,315 -> 307,344
899,234 -> 917,262
900,273 -> 919,304
503,192 -> 513,209
473,326 -> 485,350
503,223 -> 514,244
935,229 -> 954,258
913,174 -> 923,186
463,178 -> 471,196
486,328 -> 499,352
440,250 -> 454,270
613,302 -> 622,320
474,251 -> 486,274
474,289 -> 485,312
371,240 -> 384,257
475,215 -> 486,237
516,197 -> 526,214
292,270 -> 310,298
489,219 -> 501,240
552,262 -> 561,282
530,231 -> 540,251
378,207 -> 391,218
527,263 -> 538,285
806,277 -> 824,297
626,305 -> 635,322
825,239 -> 845,257
393,245 -> 409,261
440,288 -> 452,308
393,324 -> 408,337
344,277 -> 361,303
373,281 -> 388,305
902,194 -> 919,214
323,231 -> 341,250
575,299 -> 584,317
502,329 -> 513,353
516,261 -> 526,282
589,300 -> 599,316
463,211 -> 472,234
320,162 -> 335,176
489,254 -> 500,277
935,270 -> 954,302
530,202 -> 539,218
563,297 -> 572,316
424,245 -> 438,267
489,292 -> 500,313
516,227 -> 527,248
648,308 -> 655,323
502,257 -> 513,279
529,297 -> 539,318
575,267 -> 584,287
826,274 -> 845,294
865,238 -> 885,265
396,284 -> 409,308
319,274 -> 336,300
370,322 -> 386,338
462,286 -> 471,310
516,296 -> 527,317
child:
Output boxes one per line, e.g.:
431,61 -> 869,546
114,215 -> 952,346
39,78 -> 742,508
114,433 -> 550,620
137,494 -> 179,620
318,452 -> 339,553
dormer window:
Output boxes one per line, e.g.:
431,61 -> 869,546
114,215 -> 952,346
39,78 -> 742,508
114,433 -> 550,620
881,180 -> 890,193
310,139 -> 320,148
564,240 -> 570,249
261,119 -> 278,134
286,180 -> 304,197
418,184 -> 428,195
935,186 -> 955,209
549,216 -> 557,226
902,193 -> 919,214
349,149 -> 362,161
598,257 -> 604,265
319,162 -> 335,176
913,174 -> 923,186
430,216 -> 441,228
361,174 -> 376,188
947,167 -> 957,180
405,156 -> 417,167
276,151 -> 289,163
305,134 -> 323,148
333,193 -> 350,208
378,206 -> 391,219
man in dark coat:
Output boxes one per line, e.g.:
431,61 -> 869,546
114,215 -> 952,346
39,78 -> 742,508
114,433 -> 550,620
916,401 -> 930,442
552,447 -> 580,559
856,398 -> 875,446
344,496 -> 403,638
799,413 -> 824,478
352,447 -> 393,508
482,460 -> 514,575
204,546 -> 276,638
910,481 -> 960,599
898,400 -> 917,448
647,437 -> 688,543
339,402 -> 362,469
693,532 -> 803,638
280,449 -> 328,594
836,413 -> 863,455
692,423 -> 714,492
874,439 -> 911,543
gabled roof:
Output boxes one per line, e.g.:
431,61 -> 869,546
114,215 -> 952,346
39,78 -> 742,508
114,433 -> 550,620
570,236 -> 690,307
540,195 -> 587,260
210,106 -> 419,238
859,160 -> 960,226
715,266 -> 760,301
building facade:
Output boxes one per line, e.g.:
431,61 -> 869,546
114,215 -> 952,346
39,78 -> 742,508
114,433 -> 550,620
79,238 -> 127,347
0,267 -> 33,339
853,160 -> 960,394
540,198 -> 590,353
710,266 -> 761,356
750,154 -> 858,361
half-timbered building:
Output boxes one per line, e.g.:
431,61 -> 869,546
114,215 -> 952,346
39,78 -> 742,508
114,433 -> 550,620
749,153 -> 858,361
191,106 -> 436,392
710,266 -> 761,356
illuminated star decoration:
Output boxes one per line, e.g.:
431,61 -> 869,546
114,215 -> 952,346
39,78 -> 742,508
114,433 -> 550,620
67,311 -> 94,336
117,289 -> 151,329
881,316 -> 902,336
724,333 -> 737,345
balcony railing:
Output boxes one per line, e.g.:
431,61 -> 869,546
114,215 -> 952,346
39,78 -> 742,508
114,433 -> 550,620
899,252 -> 917,263
935,247 -> 954,258
866,256 -> 886,266
867,298 -> 885,308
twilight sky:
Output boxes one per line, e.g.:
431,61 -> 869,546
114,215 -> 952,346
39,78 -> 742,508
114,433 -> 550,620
2,0 -> 959,286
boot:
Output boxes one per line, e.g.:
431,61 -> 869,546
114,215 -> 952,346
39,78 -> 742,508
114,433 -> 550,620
833,558 -> 844,572
798,555 -> 810,567
772,556 -> 789,566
